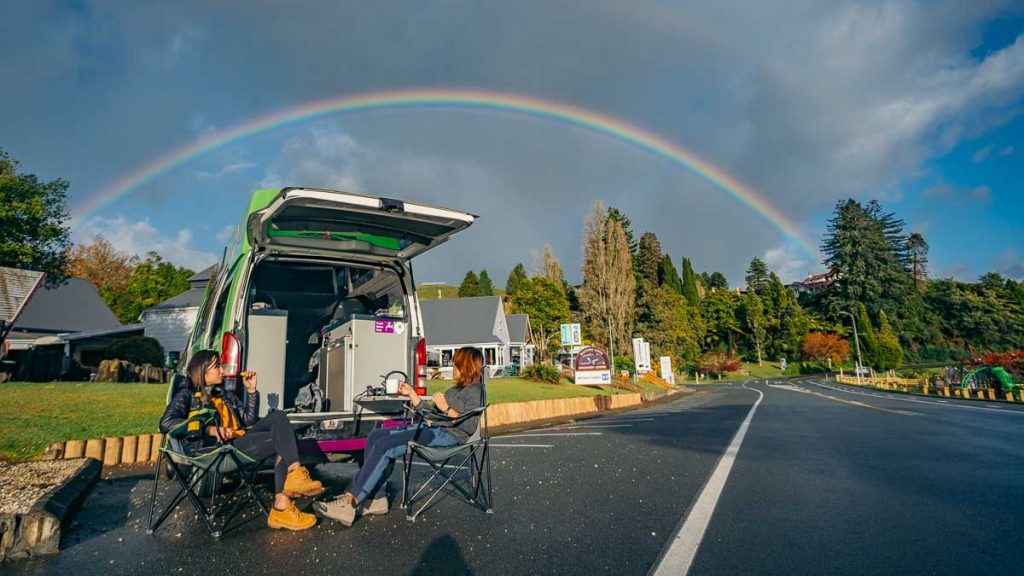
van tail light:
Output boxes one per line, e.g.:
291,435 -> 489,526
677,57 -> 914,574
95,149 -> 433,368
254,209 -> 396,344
221,331 -> 241,378
415,338 -> 428,396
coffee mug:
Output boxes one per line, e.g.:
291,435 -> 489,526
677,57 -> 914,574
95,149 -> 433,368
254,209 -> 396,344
385,378 -> 401,395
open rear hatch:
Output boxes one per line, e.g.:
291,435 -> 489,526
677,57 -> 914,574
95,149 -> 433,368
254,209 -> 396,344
247,188 -> 476,261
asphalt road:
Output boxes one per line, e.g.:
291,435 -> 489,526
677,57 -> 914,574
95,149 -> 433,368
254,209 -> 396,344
7,379 -> 1023,575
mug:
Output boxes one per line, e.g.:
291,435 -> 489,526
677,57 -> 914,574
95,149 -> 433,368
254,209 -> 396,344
385,378 -> 401,396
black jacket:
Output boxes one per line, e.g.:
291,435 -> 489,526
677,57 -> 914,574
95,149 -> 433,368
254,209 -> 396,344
159,388 -> 260,451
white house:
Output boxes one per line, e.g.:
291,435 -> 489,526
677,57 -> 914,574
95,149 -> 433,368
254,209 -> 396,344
141,266 -> 214,362
505,313 -> 536,368
420,296 -> 512,377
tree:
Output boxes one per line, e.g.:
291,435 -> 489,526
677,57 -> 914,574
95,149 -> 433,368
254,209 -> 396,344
540,244 -> 566,293
635,232 -> 662,285
659,254 -> 683,295
478,269 -> 495,296
739,291 -> 767,365
505,263 -> 528,296
645,285 -> 703,363
802,332 -> 850,366
907,232 -> 929,287
875,311 -> 904,370
578,201 -> 635,355
0,148 -> 72,286
67,236 -> 140,309
706,271 -> 729,291
701,288 -> 742,352
510,277 -> 571,361
458,270 -> 481,298
680,257 -> 700,306
606,206 -> 638,255
856,303 -> 879,369
745,257 -> 770,293
109,252 -> 193,323
105,336 -> 165,366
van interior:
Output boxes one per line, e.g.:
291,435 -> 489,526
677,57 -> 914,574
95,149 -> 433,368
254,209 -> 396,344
245,259 -> 407,410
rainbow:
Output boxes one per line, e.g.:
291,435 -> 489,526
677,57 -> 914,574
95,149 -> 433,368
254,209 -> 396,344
78,88 -> 816,256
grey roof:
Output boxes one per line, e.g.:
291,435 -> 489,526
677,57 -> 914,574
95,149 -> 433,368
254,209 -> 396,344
506,314 -> 531,344
12,277 -> 121,333
420,296 -> 504,346
146,287 -> 206,312
61,323 -> 144,341
188,266 -> 215,289
0,267 -> 46,327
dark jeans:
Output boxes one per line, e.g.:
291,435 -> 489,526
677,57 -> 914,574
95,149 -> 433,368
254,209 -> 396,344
231,410 -> 299,494
348,424 -> 458,503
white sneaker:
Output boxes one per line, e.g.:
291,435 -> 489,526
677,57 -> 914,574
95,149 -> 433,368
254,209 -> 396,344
362,496 -> 389,516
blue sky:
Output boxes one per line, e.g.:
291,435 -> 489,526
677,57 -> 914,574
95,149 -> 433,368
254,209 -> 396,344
1,1 -> 1022,286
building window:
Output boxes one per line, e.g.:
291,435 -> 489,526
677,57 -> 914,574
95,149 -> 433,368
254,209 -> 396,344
485,347 -> 497,366
427,349 -> 441,368
441,349 -> 453,367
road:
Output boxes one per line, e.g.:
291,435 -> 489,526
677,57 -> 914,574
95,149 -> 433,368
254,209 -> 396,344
8,379 -> 1024,575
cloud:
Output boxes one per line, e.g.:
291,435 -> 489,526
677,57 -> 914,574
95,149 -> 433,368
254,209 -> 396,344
971,145 -> 994,163
1000,145 -> 1015,156
994,249 -> 1024,280
923,184 -> 954,199
968,185 -> 992,203
762,243 -> 810,284
215,224 -> 235,243
72,215 -> 219,271
257,126 -> 364,191
196,161 -> 256,179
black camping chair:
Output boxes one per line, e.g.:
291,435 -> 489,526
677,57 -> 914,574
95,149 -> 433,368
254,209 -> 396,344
147,409 -> 271,539
401,370 -> 493,521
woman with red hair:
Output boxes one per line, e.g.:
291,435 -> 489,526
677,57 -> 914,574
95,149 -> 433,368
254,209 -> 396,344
316,346 -> 484,526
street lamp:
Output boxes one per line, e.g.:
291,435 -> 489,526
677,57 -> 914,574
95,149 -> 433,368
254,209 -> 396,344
839,310 -> 863,383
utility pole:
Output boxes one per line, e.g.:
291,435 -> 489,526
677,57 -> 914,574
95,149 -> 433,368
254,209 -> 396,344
840,310 -> 863,383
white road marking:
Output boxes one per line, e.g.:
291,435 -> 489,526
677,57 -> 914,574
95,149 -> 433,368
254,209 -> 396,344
650,383 -> 764,576
489,444 -> 553,448
595,417 -> 656,423
555,424 -> 632,429
504,432 -> 604,438
812,382 -> 1022,415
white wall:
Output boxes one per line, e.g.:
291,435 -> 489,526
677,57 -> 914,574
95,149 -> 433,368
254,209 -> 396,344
142,307 -> 198,355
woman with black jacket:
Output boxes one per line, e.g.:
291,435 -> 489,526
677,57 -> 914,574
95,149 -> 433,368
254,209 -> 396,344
159,349 -> 323,531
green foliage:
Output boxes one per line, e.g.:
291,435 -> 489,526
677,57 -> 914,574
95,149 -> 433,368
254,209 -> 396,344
659,254 -> 683,295
521,363 -> 561,384
646,285 -> 703,363
635,232 -> 662,285
109,252 -> 193,323
875,311 -> 904,370
105,336 -> 165,366
606,206 -> 637,254
857,304 -> 879,367
701,289 -> 742,351
705,271 -> 729,291
458,270 -> 481,297
739,291 -> 767,364
0,148 -> 71,286
478,269 -> 495,296
681,257 -> 700,306
613,355 -> 634,375
505,263 -> 527,296
510,277 -> 571,358
745,257 -> 770,293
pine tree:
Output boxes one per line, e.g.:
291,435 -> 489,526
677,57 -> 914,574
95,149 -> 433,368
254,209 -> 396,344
659,254 -> 683,294
875,311 -> 904,370
458,270 -> 482,297
636,232 -> 662,285
907,232 -> 929,287
478,269 -> 494,296
745,257 -> 770,293
505,263 -> 527,296
706,271 -> 729,291
606,206 -> 638,255
681,257 -> 700,306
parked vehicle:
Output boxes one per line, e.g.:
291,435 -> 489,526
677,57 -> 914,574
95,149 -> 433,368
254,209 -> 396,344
181,187 -> 476,457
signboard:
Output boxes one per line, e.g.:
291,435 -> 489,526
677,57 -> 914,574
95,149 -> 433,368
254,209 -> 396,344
560,323 -> 582,347
573,346 -> 611,385
659,356 -> 675,385
632,337 -> 651,373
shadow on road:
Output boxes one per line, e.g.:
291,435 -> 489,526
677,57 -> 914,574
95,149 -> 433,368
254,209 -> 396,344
410,535 -> 474,576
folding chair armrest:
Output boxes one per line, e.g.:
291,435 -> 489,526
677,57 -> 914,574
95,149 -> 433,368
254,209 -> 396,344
420,405 -> 487,428
166,408 -> 217,439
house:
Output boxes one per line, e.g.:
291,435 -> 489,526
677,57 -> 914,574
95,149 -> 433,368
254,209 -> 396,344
0,267 -> 45,352
505,314 -> 536,368
420,296 -> 512,377
3,274 -> 139,379
140,266 -> 214,363
787,270 -> 838,295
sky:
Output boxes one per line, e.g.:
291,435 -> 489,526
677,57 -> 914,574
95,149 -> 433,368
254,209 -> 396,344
1,0 -> 1022,286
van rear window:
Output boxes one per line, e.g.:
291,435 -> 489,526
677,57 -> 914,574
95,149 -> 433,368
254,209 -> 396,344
252,264 -> 336,294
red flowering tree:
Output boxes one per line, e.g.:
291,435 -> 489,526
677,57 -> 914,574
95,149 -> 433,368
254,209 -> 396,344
802,332 -> 850,365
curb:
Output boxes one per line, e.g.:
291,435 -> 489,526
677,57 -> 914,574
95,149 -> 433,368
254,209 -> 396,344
830,376 -> 1022,405
0,458 -> 101,561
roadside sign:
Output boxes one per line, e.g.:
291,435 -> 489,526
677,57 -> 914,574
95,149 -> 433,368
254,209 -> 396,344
633,337 -> 651,373
560,323 -> 581,346
573,346 -> 611,385
659,356 -> 675,385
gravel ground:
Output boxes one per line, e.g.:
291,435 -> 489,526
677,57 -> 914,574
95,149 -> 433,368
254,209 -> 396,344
0,459 -> 84,514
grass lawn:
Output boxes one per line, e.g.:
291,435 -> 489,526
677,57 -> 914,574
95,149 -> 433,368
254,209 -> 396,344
1,377 -> 654,461
426,377 -> 636,403
678,362 -> 790,385
0,381 -> 169,463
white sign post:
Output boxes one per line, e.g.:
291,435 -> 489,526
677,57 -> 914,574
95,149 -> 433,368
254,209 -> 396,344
560,323 -> 582,347
632,337 -> 651,374
659,356 -> 675,385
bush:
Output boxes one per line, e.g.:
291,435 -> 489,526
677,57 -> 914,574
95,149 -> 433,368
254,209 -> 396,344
613,355 -> 634,376
797,361 -> 828,375
521,363 -> 561,384
697,352 -> 742,376
105,336 -> 165,367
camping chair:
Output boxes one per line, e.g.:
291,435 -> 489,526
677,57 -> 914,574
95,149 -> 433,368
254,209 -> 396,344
401,370 -> 493,521
147,409 -> 271,539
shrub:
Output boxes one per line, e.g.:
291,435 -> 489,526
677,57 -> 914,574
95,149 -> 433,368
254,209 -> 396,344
105,336 -> 165,367
613,355 -> 634,376
697,352 -> 742,376
521,363 -> 561,384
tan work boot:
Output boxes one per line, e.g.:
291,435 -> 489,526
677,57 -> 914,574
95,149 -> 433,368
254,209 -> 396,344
267,502 -> 316,531
283,465 -> 324,498
362,496 -> 389,516
314,496 -> 357,527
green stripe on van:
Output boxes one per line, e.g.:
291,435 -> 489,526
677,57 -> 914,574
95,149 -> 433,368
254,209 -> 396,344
266,227 -> 402,250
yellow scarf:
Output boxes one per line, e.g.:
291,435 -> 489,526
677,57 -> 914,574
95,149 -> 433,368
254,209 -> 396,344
211,396 -> 244,435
